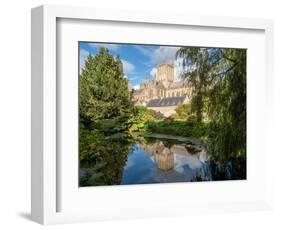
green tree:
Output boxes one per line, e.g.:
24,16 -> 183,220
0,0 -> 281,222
176,47 -> 246,162
116,55 -> 123,74
177,48 -> 225,123
79,47 -> 132,134
129,105 -> 156,132
207,49 -> 246,160
175,103 -> 192,119
79,48 -> 134,186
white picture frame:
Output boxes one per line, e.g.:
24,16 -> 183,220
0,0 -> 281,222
31,4 -> 274,225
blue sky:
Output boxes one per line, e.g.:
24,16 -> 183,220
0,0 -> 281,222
79,42 -> 183,89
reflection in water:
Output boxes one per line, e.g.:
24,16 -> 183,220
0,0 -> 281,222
121,141 -> 212,185
141,141 -> 174,171
155,148 -> 174,171
79,128 -> 133,186
80,136 -> 246,186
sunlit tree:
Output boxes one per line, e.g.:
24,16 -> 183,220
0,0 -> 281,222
79,47 -> 132,133
177,47 -> 246,161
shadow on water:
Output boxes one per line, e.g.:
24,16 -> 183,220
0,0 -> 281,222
79,132 -> 246,187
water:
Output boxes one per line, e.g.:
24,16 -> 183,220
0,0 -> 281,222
121,142 -> 211,184
80,136 -> 246,186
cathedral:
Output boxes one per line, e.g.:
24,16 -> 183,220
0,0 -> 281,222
132,63 -> 191,117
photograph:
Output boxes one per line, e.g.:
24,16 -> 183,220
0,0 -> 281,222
79,42 -> 246,187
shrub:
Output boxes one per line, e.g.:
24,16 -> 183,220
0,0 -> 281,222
163,116 -> 174,124
186,114 -> 197,122
175,103 -> 192,119
129,105 -> 157,132
144,119 -> 209,138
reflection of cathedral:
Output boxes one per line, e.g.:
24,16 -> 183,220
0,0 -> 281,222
140,141 -> 174,171
139,140 -> 209,173
155,148 -> 174,171
132,64 -> 191,117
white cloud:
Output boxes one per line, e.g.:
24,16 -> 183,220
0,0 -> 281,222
134,45 -> 154,57
121,59 -> 135,75
135,45 -> 180,66
128,76 -> 139,81
153,46 -> 179,65
136,46 -> 180,79
173,57 -> 184,81
139,46 -> 181,80
150,67 -> 157,77
88,43 -> 119,51
79,49 -> 89,72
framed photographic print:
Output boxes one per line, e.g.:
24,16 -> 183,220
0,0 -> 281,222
31,5 -> 274,224
78,42 -> 247,187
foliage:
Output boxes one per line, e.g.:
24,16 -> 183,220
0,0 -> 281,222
176,47 -> 246,161
163,116 -> 174,124
79,47 -> 132,133
79,125 -> 132,186
79,48 -> 134,186
144,120 -> 209,138
177,48 -> 221,122
173,103 -> 192,119
129,105 -> 156,132
186,114 -> 197,122
206,49 -> 246,160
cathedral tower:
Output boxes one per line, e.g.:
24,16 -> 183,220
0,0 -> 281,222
156,63 -> 174,87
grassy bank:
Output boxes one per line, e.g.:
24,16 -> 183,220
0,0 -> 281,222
142,119 -> 209,139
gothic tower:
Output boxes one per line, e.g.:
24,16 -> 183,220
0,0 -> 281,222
156,63 -> 174,87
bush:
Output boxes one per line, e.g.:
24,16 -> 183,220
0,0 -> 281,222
163,116 -> 174,124
175,103 -> 192,119
155,111 -> 165,120
186,114 -> 197,122
129,106 -> 157,132
144,119 -> 209,138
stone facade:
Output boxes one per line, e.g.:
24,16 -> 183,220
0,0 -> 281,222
132,63 -> 191,117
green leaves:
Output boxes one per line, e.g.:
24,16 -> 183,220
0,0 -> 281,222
176,48 -> 246,161
177,48 -> 215,122
79,125 -> 133,186
144,120 -> 209,138
79,47 -> 134,186
128,105 -> 157,132
80,47 -> 132,125
174,103 -> 192,119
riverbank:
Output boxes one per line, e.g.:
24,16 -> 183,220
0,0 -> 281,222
141,133 -> 204,146
142,119 -> 209,139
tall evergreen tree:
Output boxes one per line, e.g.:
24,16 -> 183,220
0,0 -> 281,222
79,47 -> 132,134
